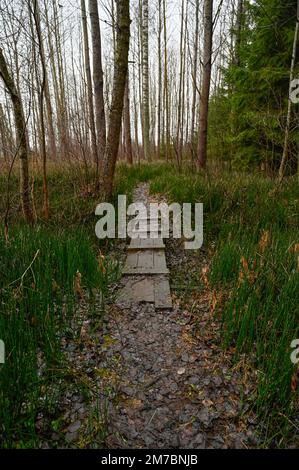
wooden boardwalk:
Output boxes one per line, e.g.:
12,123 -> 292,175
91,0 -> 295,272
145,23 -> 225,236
118,215 -> 172,310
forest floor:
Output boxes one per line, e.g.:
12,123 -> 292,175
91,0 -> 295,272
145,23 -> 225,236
1,163 -> 298,449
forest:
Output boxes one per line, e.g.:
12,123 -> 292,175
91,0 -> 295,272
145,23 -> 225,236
0,0 -> 298,452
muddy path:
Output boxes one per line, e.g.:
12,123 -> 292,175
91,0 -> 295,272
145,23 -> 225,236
99,183 -> 258,449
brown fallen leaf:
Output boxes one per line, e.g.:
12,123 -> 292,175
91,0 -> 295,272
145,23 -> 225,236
52,279 -> 59,292
259,230 -> 270,253
80,320 -> 90,340
74,270 -> 83,298
97,250 -> 106,274
201,265 -> 210,288
288,243 -> 299,253
238,256 -> 257,286
202,398 -> 214,407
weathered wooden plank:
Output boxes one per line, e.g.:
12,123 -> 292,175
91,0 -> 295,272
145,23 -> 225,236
154,277 -> 172,309
123,266 -> 169,275
121,192 -> 172,308
153,250 -> 168,271
124,252 -> 138,270
128,238 -> 165,250
124,249 -> 168,274
134,278 -> 155,302
128,238 -> 150,249
129,228 -> 162,237
117,277 -> 155,306
137,250 -> 154,269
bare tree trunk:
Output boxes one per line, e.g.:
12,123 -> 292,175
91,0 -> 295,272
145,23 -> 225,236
234,0 -> 244,67
132,41 -> 140,161
197,0 -> 213,169
81,0 -> 98,171
157,0 -> 162,158
0,103 -> 13,162
32,0 -> 49,219
0,104 -> 8,162
44,75 -> 57,161
138,0 -> 145,158
30,63 -> 39,154
279,0 -> 299,181
44,1 -> 61,155
111,0 -> 116,56
0,48 -> 33,224
142,0 -> 150,160
191,0 -> 200,145
32,1 -> 56,163
31,1 -> 56,162
52,0 -> 69,159
124,75 -> 133,164
150,76 -> 156,146
89,0 -> 106,175
181,2 -> 188,157
176,0 -> 188,167
103,0 -> 130,199
163,0 -> 170,160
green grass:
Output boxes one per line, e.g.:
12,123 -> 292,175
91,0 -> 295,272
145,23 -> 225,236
0,227 -> 120,447
0,167 -> 124,448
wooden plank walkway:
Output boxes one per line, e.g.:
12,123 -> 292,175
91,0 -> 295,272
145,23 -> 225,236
123,250 -> 169,275
117,275 -> 172,310
117,213 -> 172,310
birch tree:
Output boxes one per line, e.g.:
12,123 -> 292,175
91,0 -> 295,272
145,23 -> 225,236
123,75 -> 133,164
89,0 -> 106,173
279,0 -> 299,181
191,0 -> 200,146
197,0 -> 213,169
163,0 -> 170,160
142,0 -> 150,160
81,0 -> 98,170
32,0 -> 49,219
157,0 -> 162,158
103,0 -> 130,198
0,48 -> 33,224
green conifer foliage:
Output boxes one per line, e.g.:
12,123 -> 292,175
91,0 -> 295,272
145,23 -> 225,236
211,0 -> 299,171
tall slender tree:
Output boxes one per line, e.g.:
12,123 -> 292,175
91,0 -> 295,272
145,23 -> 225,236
89,0 -> 106,174
190,0 -> 200,146
32,0 -> 49,219
163,0 -> 170,160
52,0 -> 69,159
0,48 -> 33,224
30,0 -> 57,163
157,0 -> 162,158
81,0 -> 98,170
103,0 -> 130,198
123,75 -> 133,164
279,0 -> 299,181
197,0 -> 213,169
142,0 -> 150,160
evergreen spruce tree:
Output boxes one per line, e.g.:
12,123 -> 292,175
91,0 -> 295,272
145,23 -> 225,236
219,0 -> 299,171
